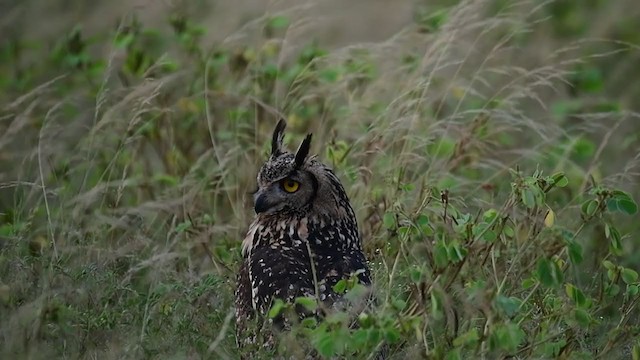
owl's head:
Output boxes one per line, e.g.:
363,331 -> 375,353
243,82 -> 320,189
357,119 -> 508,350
252,120 -> 350,218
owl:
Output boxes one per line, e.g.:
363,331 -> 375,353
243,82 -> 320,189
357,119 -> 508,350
235,120 -> 372,354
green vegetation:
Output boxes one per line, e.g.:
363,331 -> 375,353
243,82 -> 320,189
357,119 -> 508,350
1,0 -> 639,358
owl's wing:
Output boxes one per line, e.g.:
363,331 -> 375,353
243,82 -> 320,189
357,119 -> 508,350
248,246 -> 316,314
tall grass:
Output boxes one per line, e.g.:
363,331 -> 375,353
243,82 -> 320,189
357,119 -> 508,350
1,0 -> 639,358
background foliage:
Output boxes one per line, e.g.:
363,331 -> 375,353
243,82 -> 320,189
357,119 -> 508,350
1,0 -> 639,358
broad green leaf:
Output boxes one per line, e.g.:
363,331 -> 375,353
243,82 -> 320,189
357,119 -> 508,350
434,240 -> 449,269
313,331 -> 336,358
410,266 -> 423,283
295,296 -> 318,312
301,317 -> 317,328
609,234 -> 624,256
621,268 -> 639,284
544,339 -> 567,357
332,279 -> 347,294
490,322 -> 525,354
483,230 -> 497,242
483,209 -> 498,222
581,199 -> 598,217
605,283 -> 620,297
452,329 -> 480,347
521,188 -> 535,208
358,312 -> 373,328
446,349 -> 462,360
268,299 -> 285,319
617,198 -> 638,215
351,328 -> 369,349
383,212 -> 396,230
551,172 -> 569,187
503,225 -> 515,238
567,241 -> 583,264
522,278 -> 536,289
495,295 -> 522,317
602,260 -> 615,270
572,308 -> 591,327
565,283 -> 588,308
384,328 -> 401,343
536,258 -> 563,287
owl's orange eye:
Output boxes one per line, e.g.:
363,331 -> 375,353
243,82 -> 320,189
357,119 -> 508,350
282,178 -> 300,193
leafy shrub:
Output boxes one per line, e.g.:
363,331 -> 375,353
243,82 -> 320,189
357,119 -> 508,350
1,0 -> 639,359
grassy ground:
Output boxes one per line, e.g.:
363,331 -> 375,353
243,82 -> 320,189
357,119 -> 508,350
1,0 -> 639,359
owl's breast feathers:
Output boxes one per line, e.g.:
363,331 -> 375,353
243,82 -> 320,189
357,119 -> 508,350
236,213 -> 371,324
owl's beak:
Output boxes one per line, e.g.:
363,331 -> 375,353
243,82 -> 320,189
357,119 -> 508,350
254,192 -> 272,214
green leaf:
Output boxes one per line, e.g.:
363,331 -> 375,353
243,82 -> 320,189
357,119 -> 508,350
446,241 -> 467,262
581,199 -> 598,217
383,212 -> 396,230
392,298 -> 407,311
617,198 -> 638,215
490,322 -> 525,354
495,295 -> 522,318
312,330 -> 336,358
446,349 -> 462,360
333,279 -> 347,294
606,198 -> 620,213
431,291 -> 443,319
503,225 -> 515,238
483,230 -> 497,242
384,328 -> 401,343
295,296 -> 318,312
609,233 -> 624,256
521,188 -> 535,208
268,299 -> 285,319
452,329 -> 480,347
551,172 -> 569,187
351,328 -> 369,349
409,266 -> 423,283
536,258 -> 563,287
357,312 -> 373,328
621,268 -> 639,284
572,308 -> 591,327
565,283 -> 589,308
567,240 -> 583,264
605,283 -> 620,297
483,209 -> 498,222
602,260 -> 615,270
522,278 -> 536,289
543,339 -> 567,357
434,240 -> 449,269
301,317 -> 317,328
174,220 -> 192,233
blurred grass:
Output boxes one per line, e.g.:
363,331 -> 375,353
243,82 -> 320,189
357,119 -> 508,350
1,0 -> 639,359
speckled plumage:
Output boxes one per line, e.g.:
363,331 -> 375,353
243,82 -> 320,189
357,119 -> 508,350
234,120 -> 371,353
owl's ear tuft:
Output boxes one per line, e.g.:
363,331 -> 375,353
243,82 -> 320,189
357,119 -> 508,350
294,133 -> 313,168
271,119 -> 287,157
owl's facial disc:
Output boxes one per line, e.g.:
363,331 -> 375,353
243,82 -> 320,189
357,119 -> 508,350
253,169 -> 318,215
